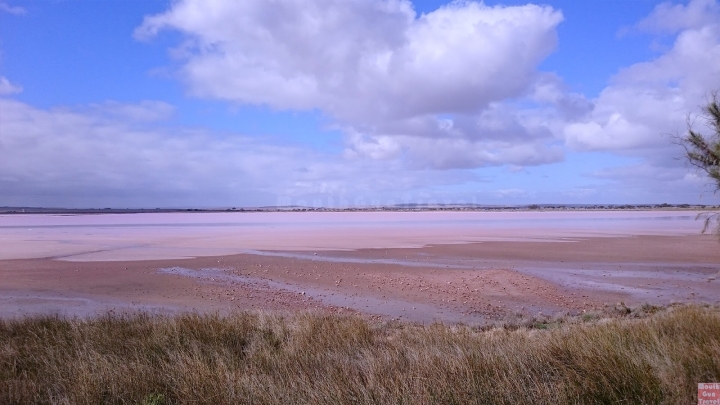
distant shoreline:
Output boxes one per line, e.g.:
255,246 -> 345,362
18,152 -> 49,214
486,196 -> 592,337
1,203 -> 718,215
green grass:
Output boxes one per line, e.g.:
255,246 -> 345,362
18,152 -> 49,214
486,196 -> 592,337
1,305 -> 718,404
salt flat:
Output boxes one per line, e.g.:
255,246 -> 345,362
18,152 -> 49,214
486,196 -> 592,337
0,211 -> 717,322
0,210 -> 706,261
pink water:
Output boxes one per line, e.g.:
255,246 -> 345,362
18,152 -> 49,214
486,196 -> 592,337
0,211 -> 705,262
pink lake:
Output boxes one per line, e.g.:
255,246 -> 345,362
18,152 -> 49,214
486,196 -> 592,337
0,210 -> 707,262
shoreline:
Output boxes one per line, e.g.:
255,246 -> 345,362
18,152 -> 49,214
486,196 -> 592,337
1,234 -> 718,322
2,205 -> 718,215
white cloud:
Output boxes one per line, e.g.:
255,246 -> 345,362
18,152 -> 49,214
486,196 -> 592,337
87,100 -> 176,122
356,135 -> 564,170
637,0 -> 720,33
0,98 -> 484,207
136,0 -> 561,120
560,188 -> 597,199
547,0 -> 720,205
491,188 -> 530,199
136,0 -> 564,170
0,76 -> 23,95
7,0 -> 716,207
0,1 -> 25,15
586,161 -> 719,202
0,98 -> 290,206
564,0 -> 720,152
343,131 -> 402,161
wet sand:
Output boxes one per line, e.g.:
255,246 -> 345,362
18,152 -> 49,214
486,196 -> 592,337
1,212 -> 718,323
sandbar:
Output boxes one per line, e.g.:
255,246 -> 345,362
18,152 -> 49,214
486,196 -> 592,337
1,211 -> 718,322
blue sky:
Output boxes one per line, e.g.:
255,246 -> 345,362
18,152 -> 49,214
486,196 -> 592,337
1,0 -> 719,208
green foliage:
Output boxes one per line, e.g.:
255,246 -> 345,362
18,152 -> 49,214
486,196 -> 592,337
680,92 -> 720,235
683,93 -> 720,189
142,393 -> 166,405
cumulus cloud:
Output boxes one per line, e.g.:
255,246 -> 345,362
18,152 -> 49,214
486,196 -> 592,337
547,0 -> 720,204
8,0 -> 719,207
0,76 -> 23,95
564,0 -> 720,154
136,0 -> 565,169
0,98 -> 483,207
136,0 -> 561,119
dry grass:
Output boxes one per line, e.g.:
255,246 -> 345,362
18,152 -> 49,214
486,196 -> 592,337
1,305 -> 719,404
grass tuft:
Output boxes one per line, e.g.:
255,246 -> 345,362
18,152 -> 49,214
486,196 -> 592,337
1,305 -> 718,404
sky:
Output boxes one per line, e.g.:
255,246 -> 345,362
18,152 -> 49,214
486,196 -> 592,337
1,0 -> 720,208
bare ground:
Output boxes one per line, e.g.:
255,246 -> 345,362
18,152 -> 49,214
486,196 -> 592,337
1,234 -> 718,323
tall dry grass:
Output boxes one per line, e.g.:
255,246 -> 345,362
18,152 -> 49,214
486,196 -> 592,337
1,305 -> 718,404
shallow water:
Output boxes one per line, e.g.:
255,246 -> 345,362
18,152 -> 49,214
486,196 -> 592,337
0,290 -> 180,318
0,211 -> 707,261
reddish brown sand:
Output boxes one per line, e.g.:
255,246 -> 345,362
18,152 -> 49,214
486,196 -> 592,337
1,222 -> 718,323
